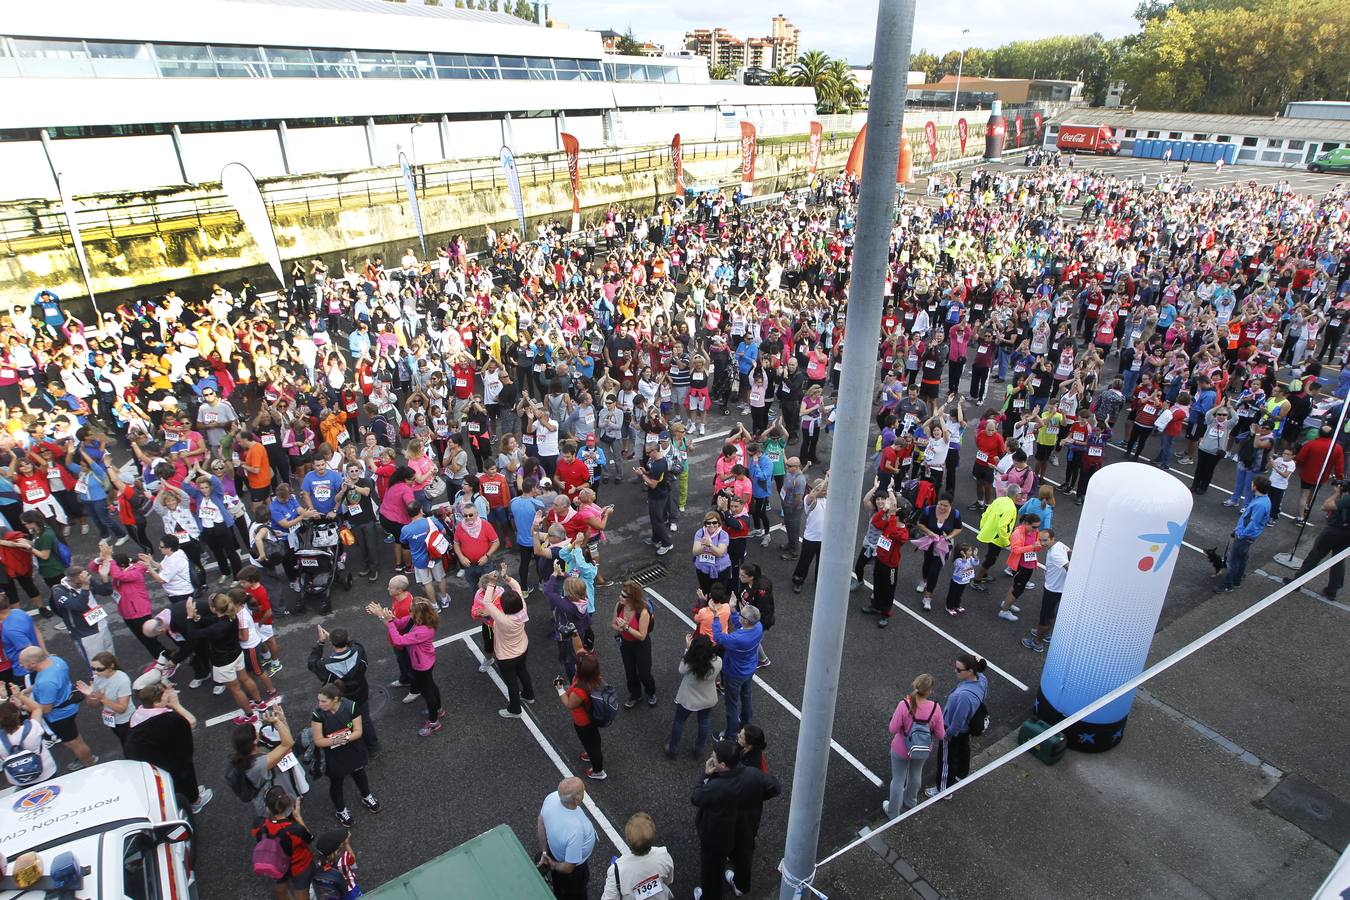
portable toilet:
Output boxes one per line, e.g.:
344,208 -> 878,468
1201,143 -> 1218,163
1222,143 -> 1238,165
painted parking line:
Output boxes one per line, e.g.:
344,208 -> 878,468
644,587 -> 885,788
459,637 -> 632,856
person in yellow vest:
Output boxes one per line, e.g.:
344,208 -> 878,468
970,483 -> 1022,592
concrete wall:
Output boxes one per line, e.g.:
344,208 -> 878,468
0,140 -> 852,313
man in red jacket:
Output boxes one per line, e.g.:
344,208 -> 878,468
553,441 -> 591,502
1295,425 -> 1345,522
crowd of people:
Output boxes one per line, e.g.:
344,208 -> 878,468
0,152 -> 1345,899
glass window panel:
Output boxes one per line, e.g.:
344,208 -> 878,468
312,48 -> 357,78
85,41 -> 157,77
154,43 -> 217,77
210,45 -> 266,78
581,60 -> 603,81
395,51 -> 433,78
264,47 -> 316,77
554,58 -> 580,70
497,56 -> 526,69
465,54 -> 497,79
432,52 -> 468,78
12,38 -> 93,77
354,50 -> 397,78
525,58 -> 553,80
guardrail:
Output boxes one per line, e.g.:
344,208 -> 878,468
0,134 -> 858,249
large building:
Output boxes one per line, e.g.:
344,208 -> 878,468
685,16 -> 800,72
907,75 -> 1083,108
0,0 -> 817,200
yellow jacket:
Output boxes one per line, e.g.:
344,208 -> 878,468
976,496 -> 1018,548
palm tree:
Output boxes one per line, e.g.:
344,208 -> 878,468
769,65 -> 794,86
825,58 -> 863,111
790,49 -> 836,110
709,63 -> 733,81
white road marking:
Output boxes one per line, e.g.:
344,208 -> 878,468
459,637 -> 632,855
644,587 -> 884,787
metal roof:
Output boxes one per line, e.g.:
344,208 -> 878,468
1052,107 -> 1350,141
218,0 -> 533,27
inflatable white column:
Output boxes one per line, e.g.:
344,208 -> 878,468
1036,462 -> 1192,751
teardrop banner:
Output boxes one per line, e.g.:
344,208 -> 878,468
924,120 -> 938,162
560,132 -> 581,233
806,121 -> 823,176
739,121 -> 757,197
671,133 -> 685,197
957,118 -> 969,156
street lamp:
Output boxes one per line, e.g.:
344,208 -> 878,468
952,27 -> 970,113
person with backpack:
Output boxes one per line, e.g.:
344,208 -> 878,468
308,625 -> 377,754
928,654 -> 989,798
252,788 -> 317,900
611,581 -> 656,710
553,638 -> 608,781
600,812 -> 675,900
886,674 -> 946,817
124,679 -> 212,814
310,683 -> 380,828
227,707 -> 301,819
311,829 -> 363,900
0,690 -> 55,786
49,566 -> 114,677
19,646 -> 97,772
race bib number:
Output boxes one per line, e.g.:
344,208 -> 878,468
467,422 -> 481,433
455,378 -> 467,388
1012,399 -> 1025,409
203,412 -> 219,425
25,486 -> 46,502
336,430 -> 349,445
0,369 -> 13,380
976,450 -> 989,463
1030,378 -> 1042,388
698,553 -> 717,565
346,503 -> 362,517
1087,446 -> 1103,457
1022,552 -> 1038,565
200,504 -> 222,526
260,433 -> 277,446
977,345 -> 989,355
876,536 -> 893,552
344,401 -> 358,414
314,483 -> 332,501
83,605 -> 108,627
1143,404 -> 1156,416
924,361 -> 937,370
75,474 -> 91,497
482,482 -> 499,495
276,752 -> 298,772
633,876 -> 664,900
101,707 -> 116,728
533,363 -> 545,373
1045,426 -> 1059,437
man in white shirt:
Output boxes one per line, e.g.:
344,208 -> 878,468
1024,531 -> 1069,653
790,473 -> 829,593
142,536 -> 195,602
537,778 -> 596,899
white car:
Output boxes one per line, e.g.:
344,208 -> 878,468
0,760 -> 196,900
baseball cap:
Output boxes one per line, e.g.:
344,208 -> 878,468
314,830 -> 348,858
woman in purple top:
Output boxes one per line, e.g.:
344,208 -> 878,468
691,513 -> 731,594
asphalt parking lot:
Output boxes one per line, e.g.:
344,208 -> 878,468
43,156 -> 1350,900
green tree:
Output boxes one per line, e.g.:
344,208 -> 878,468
615,27 -> 644,55
824,58 -> 864,111
768,65 -> 794,86
908,49 -> 940,82
709,64 -> 734,80
790,50 -> 836,110
510,0 -> 536,21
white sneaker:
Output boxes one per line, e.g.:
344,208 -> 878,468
212,685 -> 226,696
760,534 -> 771,547
699,423 -> 706,435
998,609 -> 1019,621
401,691 -> 422,704
915,582 -> 925,592
670,522 -> 678,533
80,522 -> 90,535
114,535 -> 129,546
1051,454 -> 1060,467
478,655 -> 495,674
924,787 -> 939,798
188,678 -> 207,690
724,868 -> 744,897
190,787 -> 214,814
922,597 -> 932,611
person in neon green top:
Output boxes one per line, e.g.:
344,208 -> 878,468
1032,410 -> 1065,479
971,483 -> 1022,591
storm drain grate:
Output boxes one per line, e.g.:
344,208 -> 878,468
623,564 -> 668,586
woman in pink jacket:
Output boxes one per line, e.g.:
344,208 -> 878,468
367,598 -> 443,737
998,514 -> 1045,622
887,673 -> 946,815
89,543 -> 160,661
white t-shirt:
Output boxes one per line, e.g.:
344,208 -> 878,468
1269,457 -> 1295,490
535,420 -> 560,456
1044,542 -> 1071,593
802,496 -> 828,542
237,606 -> 262,650
1,721 -> 56,785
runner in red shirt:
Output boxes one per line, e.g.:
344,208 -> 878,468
971,418 -> 1007,510
553,441 -> 591,501
866,498 -> 909,626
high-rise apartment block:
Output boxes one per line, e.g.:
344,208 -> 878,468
685,16 -> 800,72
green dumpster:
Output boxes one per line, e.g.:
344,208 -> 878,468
364,824 -> 555,900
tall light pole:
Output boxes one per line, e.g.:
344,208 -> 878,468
952,27 -> 970,113
775,0 -> 915,897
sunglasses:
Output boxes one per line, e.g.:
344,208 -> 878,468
91,666 -> 108,673
704,521 -> 720,527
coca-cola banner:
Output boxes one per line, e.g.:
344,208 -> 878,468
807,121 -> 823,176
672,133 -> 685,197
739,121 -> 757,197
924,120 -> 938,162
1033,112 -> 1043,138
560,132 -> 580,233
958,118 -> 969,156
1014,115 -> 1023,145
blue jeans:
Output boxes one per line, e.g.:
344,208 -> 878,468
1232,465 -> 1256,506
668,703 -> 712,755
1220,536 -> 1255,589
82,500 -> 127,541
996,348 -> 1011,381
1154,433 -> 1176,468
1122,368 -> 1140,399
723,672 -> 754,737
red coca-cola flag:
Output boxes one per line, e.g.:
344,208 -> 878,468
924,121 -> 938,162
739,121 -> 757,197
957,118 -> 969,156
807,121 -> 823,176
560,133 -> 581,232
672,133 -> 684,196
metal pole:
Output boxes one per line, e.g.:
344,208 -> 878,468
1274,397 -> 1350,568
777,0 -> 914,897
952,28 -> 970,114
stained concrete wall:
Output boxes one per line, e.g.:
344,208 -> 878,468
0,141 -> 852,314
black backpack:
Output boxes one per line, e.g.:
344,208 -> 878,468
224,761 -> 271,803
968,700 -> 991,737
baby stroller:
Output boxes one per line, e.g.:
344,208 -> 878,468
293,519 -> 351,615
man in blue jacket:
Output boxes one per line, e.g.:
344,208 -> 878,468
1179,376 -> 1216,465
747,445 -> 775,546
1216,476 -> 1271,593
712,602 -> 762,742
734,335 -> 758,415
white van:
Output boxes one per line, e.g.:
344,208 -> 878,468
0,760 -> 196,900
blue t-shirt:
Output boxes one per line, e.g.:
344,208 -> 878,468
538,792 -> 596,866
269,496 -> 301,536
510,495 -> 546,548
400,518 -> 433,569
301,470 -> 345,515
32,657 -> 76,722
2,614 -> 40,677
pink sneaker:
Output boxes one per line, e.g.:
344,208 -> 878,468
233,713 -> 258,726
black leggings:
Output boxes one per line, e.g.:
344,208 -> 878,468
199,525 -> 243,578
750,497 -> 771,533
574,721 -> 604,773
921,551 -> 945,593
328,767 -> 371,812
618,638 -> 656,702
411,666 -> 441,721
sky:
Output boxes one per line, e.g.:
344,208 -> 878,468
561,0 -> 1141,65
